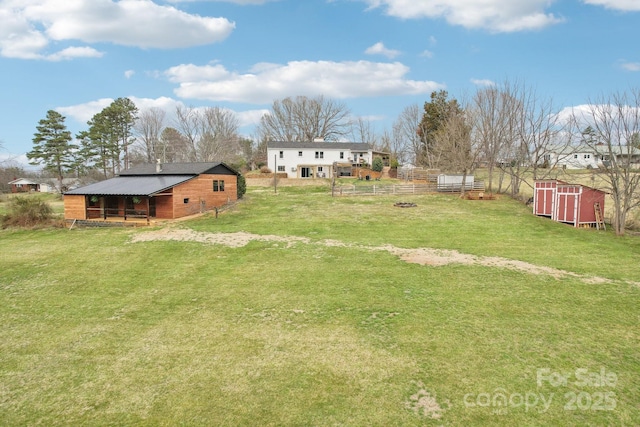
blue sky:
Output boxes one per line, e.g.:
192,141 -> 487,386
1,0 -> 639,168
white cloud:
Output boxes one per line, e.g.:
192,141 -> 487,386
0,0 -> 235,59
167,0 -> 277,3
125,70 -> 136,79
360,0 -> 564,32
420,50 -> 434,58
365,42 -> 401,59
46,46 -> 104,61
166,63 -> 231,83
57,96 -> 267,130
471,78 -> 495,87
57,98 -> 115,124
620,62 -> 640,72
165,60 -> 443,104
582,0 -> 640,11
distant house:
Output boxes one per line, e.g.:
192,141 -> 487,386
266,141 -> 389,179
545,145 -> 599,169
545,144 -> 640,169
64,162 -> 240,223
8,178 -> 41,193
8,177 -> 82,194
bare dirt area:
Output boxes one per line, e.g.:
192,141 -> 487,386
130,228 -> 623,285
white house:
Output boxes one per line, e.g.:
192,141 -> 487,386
545,144 -> 599,169
545,144 -> 640,169
266,141 -> 388,179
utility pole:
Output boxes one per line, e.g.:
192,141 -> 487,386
274,154 -> 277,194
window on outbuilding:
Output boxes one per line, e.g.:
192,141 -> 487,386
213,180 -> 225,192
277,165 -> 285,172
298,151 -> 303,157
279,151 -> 284,159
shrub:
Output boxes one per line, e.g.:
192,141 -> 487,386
1,196 -> 53,228
260,166 -> 272,174
237,175 -> 247,199
372,157 -> 384,172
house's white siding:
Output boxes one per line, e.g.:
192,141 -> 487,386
551,150 -> 600,169
267,143 -> 374,178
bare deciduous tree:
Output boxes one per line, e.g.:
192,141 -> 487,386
134,107 -> 166,163
350,116 -> 378,147
160,127 -> 190,163
432,109 -> 478,197
570,89 -> 640,235
393,104 -> 424,166
257,95 -> 352,142
173,105 -> 241,163
468,85 -> 518,192
196,107 -> 240,162
174,105 -> 200,162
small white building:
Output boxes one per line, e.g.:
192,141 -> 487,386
266,141 -> 388,178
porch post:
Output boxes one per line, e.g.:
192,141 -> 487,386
146,196 -> 150,224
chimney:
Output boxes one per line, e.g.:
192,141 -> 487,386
156,159 -> 162,173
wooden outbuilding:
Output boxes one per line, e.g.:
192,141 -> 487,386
64,162 -> 240,224
533,180 -> 606,228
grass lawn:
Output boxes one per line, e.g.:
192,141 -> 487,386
0,186 -> 638,426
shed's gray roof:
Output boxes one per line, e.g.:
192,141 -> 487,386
65,175 -> 194,196
121,162 -> 239,176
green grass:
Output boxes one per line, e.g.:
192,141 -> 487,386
0,186 -> 638,426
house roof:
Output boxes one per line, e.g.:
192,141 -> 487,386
121,162 -> 239,176
64,162 -> 239,196
64,175 -> 194,196
8,178 -> 38,185
547,143 -> 640,156
267,141 -> 373,151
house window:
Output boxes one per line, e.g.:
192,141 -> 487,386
298,151 -> 303,157
277,165 -> 285,172
213,180 -> 225,192
315,151 -> 324,159
584,154 -> 591,159
574,154 -> 578,159
184,198 -> 189,204
318,166 -> 324,172
340,152 -> 344,159
279,151 -> 284,159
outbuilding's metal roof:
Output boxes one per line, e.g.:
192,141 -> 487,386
64,175 -> 194,196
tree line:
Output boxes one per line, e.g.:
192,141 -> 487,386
26,85 -> 640,235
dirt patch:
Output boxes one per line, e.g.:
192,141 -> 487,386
130,228 -> 310,248
130,228 -> 617,284
405,381 -> 449,419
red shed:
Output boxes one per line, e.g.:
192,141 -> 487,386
533,180 -> 606,228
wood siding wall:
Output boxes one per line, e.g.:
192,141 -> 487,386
171,174 -> 237,219
64,195 -> 87,220
155,194 -> 174,219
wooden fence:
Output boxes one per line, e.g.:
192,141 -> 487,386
333,181 -> 484,196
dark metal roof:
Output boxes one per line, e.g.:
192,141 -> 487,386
120,162 -> 239,176
64,175 -> 194,196
266,141 -> 373,150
